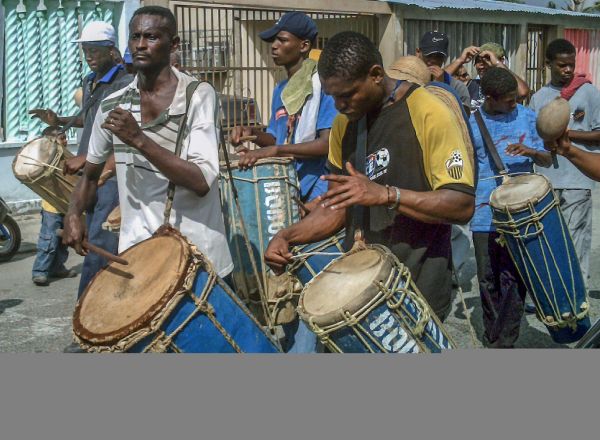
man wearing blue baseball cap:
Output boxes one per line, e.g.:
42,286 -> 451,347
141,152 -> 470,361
30,21 -> 133,352
230,11 -> 337,354
230,12 -> 337,204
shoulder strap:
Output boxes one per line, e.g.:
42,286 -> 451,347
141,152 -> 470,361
162,80 -> 202,226
473,109 -> 507,175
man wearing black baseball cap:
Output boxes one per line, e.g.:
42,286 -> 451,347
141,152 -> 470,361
415,31 -> 471,110
229,12 -> 337,354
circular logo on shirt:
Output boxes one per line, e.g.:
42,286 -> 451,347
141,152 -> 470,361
445,150 -> 464,180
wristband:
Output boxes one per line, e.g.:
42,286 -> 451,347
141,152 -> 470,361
387,186 -> 401,210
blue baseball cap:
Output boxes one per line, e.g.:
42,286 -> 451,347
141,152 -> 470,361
259,12 -> 318,43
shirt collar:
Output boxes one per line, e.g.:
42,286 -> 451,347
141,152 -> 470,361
127,67 -> 192,116
87,64 -> 123,84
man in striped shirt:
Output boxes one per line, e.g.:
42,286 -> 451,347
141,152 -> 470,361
63,6 -> 233,278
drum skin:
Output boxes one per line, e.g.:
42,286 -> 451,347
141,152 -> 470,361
289,231 -> 345,286
12,137 -> 78,214
490,174 -> 590,343
219,158 -> 300,300
73,227 -> 280,353
298,245 -> 454,353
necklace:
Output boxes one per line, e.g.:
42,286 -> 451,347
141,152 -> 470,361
386,80 -> 403,104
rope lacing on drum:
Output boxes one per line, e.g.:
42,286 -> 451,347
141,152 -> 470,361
493,190 -> 590,331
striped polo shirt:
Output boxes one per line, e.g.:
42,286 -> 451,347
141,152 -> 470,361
86,67 -> 233,277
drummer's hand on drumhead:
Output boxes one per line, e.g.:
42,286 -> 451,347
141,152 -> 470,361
229,126 -> 253,147
237,146 -> 277,170
319,162 -> 388,210
29,108 -> 59,126
265,234 -> 293,275
102,108 -> 143,147
63,214 -> 87,256
63,154 -> 87,175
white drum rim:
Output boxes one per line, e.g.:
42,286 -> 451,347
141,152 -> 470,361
298,247 -> 394,328
489,173 -> 552,212
219,157 -> 295,168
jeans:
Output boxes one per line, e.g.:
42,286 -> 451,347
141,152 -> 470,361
473,232 -> 527,348
77,180 -> 120,297
555,189 -> 592,287
32,210 -> 69,277
281,319 -> 320,353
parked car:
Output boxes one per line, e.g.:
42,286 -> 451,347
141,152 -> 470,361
0,196 -> 21,262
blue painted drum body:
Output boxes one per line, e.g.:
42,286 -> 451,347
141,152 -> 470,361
490,174 -> 590,344
289,231 -> 345,286
73,227 -> 280,353
298,245 -> 455,353
219,158 -> 300,300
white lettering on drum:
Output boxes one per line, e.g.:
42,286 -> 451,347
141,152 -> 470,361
368,309 -> 420,353
426,320 -> 449,349
264,181 -> 285,238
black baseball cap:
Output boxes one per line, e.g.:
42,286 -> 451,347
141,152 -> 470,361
259,12 -> 318,43
419,31 -> 449,57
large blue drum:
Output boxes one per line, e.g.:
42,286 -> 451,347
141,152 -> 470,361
219,158 -> 300,304
288,231 -> 345,285
73,226 -> 280,353
298,244 -> 455,353
490,173 -> 590,344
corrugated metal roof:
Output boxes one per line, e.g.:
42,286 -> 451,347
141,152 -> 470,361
383,0 -> 600,17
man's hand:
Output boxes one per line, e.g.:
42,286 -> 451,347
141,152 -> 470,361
63,154 -> 87,175
229,126 -> 254,147
478,50 -> 502,68
264,233 -> 294,275
237,146 -> 278,170
505,143 -> 536,158
318,162 -> 388,210
101,108 -> 145,148
545,130 -> 572,157
459,46 -> 480,64
62,213 -> 87,256
29,108 -> 60,126
428,65 -> 445,82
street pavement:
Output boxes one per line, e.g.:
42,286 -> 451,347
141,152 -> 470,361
1,190 -> 600,352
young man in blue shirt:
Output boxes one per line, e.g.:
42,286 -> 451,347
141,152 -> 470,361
230,12 -> 337,203
469,67 -> 551,348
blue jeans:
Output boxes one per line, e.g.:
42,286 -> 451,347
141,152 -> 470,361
77,180 -> 119,297
282,318 -> 320,353
32,210 -> 69,277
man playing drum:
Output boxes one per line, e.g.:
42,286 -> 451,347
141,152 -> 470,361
30,21 -> 132,299
229,12 -> 337,203
469,67 -> 552,348
63,7 -> 233,279
530,39 -> 600,289
265,32 -> 476,322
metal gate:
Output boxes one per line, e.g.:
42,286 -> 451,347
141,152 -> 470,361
527,26 -> 548,94
173,3 -> 379,130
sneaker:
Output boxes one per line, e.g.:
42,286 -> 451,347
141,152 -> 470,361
32,275 -> 49,286
52,268 -> 77,279
524,302 -> 537,314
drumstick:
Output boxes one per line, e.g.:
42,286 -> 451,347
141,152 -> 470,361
225,135 -> 257,142
56,229 -> 128,265
20,154 -> 63,172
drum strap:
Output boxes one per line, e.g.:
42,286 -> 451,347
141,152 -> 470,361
345,116 -> 369,251
473,109 -> 507,175
162,80 -> 203,225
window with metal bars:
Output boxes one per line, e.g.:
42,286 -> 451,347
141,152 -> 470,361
1,0 -> 121,143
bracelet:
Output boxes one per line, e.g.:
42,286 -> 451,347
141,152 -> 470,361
387,186 -> 401,210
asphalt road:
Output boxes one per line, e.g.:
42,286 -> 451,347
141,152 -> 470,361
1,190 -> 600,352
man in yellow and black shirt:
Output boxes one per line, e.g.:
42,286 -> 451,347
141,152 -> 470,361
265,32 -> 475,320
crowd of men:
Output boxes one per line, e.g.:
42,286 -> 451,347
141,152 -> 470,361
27,6 -> 600,351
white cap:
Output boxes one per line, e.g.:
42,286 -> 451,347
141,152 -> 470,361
72,21 -> 116,45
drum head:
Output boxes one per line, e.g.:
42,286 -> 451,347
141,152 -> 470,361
13,137 -> 59,180
220,157 -> 294,169
489,174 -> 551,211
73,233 -> 192,345
300,248 -> 392,327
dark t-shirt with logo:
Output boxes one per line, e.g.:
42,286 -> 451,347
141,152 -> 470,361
327,84 -> 475,318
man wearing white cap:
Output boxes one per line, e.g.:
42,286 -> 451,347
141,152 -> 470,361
30,21 -> 133,306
